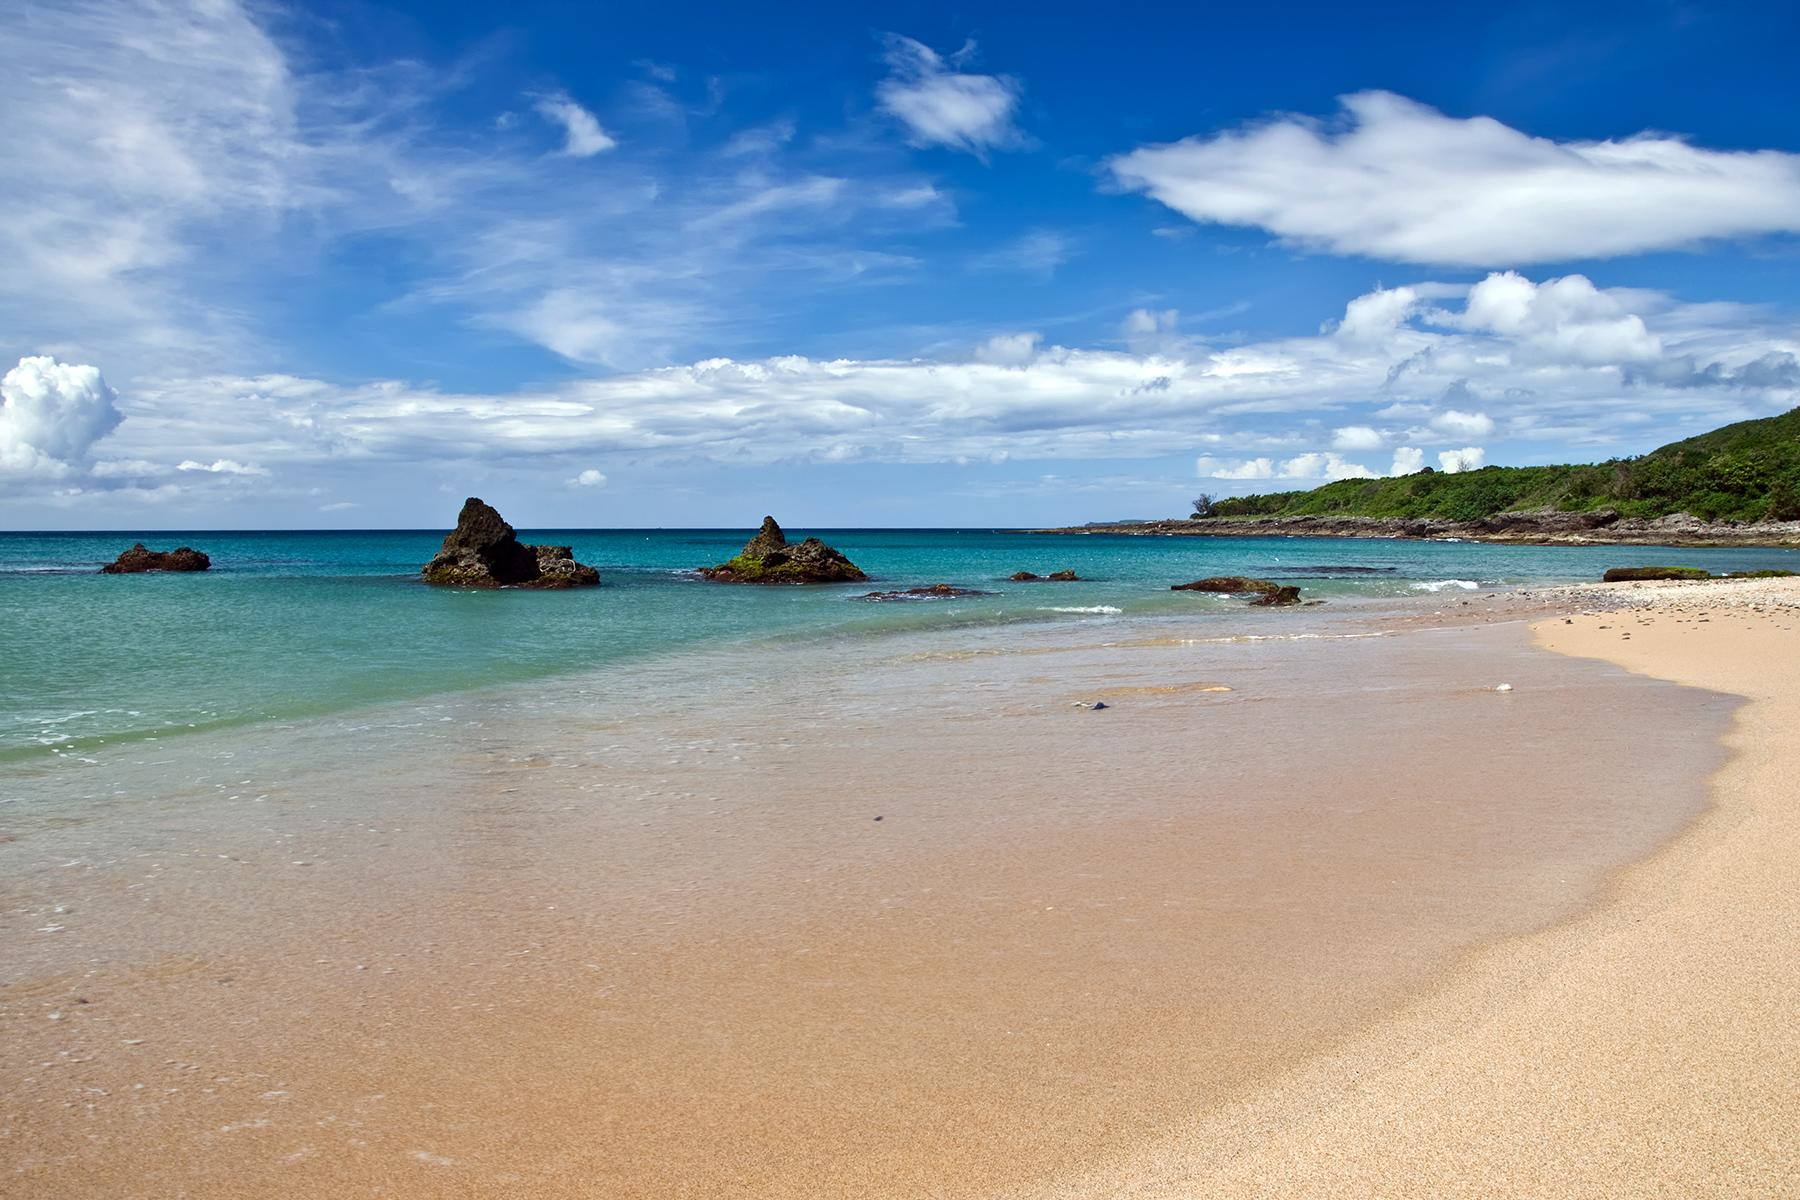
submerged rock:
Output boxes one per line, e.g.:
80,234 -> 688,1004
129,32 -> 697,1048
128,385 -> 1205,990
422,497 -> 599,588
700,516 -> 866,584
857,583 -> 992,601
1601,566 -> 1711,582
1171,575 -> 1302,606
101,543 -> 211,573
1009,569 -> 1081,581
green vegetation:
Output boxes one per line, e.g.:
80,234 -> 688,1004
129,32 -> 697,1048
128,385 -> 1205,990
709,553 -> 821,581
1200,407 -> 1800,524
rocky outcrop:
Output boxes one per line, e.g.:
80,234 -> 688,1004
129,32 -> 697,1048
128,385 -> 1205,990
1009,569 -> 1080,581
1171,576 -> 1302,606
857,583 -> 992,601
699,517 -> 866,584
1602,566 -> 1711,582
1602,566 -> 1797,582
1031,509 -> 1800,548
421,497 -> 599,588
101,543 -> 210,573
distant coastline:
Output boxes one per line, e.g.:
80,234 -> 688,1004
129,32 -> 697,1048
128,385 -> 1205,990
1027,510 -> 1800,548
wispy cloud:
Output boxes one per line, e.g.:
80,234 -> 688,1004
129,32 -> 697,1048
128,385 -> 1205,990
533,92 -> 616,156
875,35 -> 1023,157
1111,91 -> 1800,265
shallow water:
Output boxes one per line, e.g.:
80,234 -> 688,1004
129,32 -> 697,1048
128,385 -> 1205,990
0,598 -> 1735,1198
2,527 -> 1794,767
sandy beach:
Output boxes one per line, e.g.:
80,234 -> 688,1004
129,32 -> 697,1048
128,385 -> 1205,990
1034,576 -> 1800,1198
3,582 -> 1795,1197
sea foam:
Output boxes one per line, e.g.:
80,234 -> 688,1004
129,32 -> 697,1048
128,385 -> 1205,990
1410,579 -> 1480,592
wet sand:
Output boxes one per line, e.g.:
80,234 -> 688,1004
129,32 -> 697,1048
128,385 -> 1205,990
0,604 -> 1755,1197
1032,577 -> 1800,1197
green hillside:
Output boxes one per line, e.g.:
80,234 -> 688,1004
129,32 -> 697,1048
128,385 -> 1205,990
1201,407 -> 1800,524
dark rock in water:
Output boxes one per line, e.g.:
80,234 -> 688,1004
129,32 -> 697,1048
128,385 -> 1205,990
1009,569 -> 1082,582
1171,575 -> 1280,594
422,497 -> 599,588
1601,566 -> 1711,582
101,543 -> 210,573
1090,701 -> 1109,710
1171,575 -> 1302,606
857,583 -> 992,601
1725,569 -> 1798,578
699,516 -> 866,584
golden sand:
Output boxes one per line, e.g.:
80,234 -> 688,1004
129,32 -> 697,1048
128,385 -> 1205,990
1031,577 -> 1800,1197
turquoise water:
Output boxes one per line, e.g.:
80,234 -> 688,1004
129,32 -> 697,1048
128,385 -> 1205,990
3,527 -> 1796,765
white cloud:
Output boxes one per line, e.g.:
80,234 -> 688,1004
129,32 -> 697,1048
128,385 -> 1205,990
975,332 -> 1042,365
1438,447 -> 1487,473
1428,409 -> 1495,439
1446,271 -> 1660,363
1331,424 -> 1384,451
19,270 -> 1800,509
0,356 -> 122,476
1389,446 -> 1426,475
1196,455 -> 1275,479
570,468 -> 608,487
533,93 -> 617,157
177,458 -> 266,475
1109,91 -> 1800,266
876,35 -> 1023,156
1278,452 -> 1378,480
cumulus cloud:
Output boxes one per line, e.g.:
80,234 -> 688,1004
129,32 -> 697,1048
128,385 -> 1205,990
569,468 -> 608,487
1109,91 -> 1800,266
876,35 -> 1023,155
1428,409 -> 1495,439
1389,446 -> 1426,475
975,332 -> 1042,365
533,93 -> 617,157
1278,452 -> 1378,481
1196,455 -> 1275,480
30,270 -> 1796,511
1446,271 -> 1660,363
0,356 -> 123,476
1332,424 -> 1384,451
1438,447 -> 1486,473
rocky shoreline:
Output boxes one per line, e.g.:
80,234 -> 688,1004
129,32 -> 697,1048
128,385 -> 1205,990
1028,508 -> 1800,548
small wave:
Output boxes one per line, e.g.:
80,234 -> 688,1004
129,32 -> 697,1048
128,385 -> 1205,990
1040,605 -> 1122,615
1410,579 -> 1480,592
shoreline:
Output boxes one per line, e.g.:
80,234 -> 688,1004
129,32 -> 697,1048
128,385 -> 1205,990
1026,514 -> 1800,549
2,584 -> 1790,1196
1030,575 -> 1800,1197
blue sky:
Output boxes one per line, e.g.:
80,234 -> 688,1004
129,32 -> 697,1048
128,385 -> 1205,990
2,0 -> 1799,528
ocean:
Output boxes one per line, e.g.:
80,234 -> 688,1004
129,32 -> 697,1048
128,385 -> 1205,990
3,526 -> 1795,769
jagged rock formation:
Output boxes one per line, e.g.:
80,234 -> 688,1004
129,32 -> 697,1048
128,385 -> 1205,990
101,543 -> 210,573
699,517 -> 866,584
1171,575 -> 1302,606
421,498 -> 599,588
1009,570 -> 1081,581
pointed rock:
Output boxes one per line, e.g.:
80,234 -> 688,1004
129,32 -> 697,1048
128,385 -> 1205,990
699,517 -> 866,584
422,497 -> 599,588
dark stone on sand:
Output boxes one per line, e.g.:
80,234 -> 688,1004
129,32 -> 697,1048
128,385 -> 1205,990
700,516 -> 866,584
1009,569 -> 1081,582
101,543 -> 210,573
1601,566 -> 1712,582
857,583 -> 991,601
1171,575 -> 1302,606
421,497 -> 599,588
